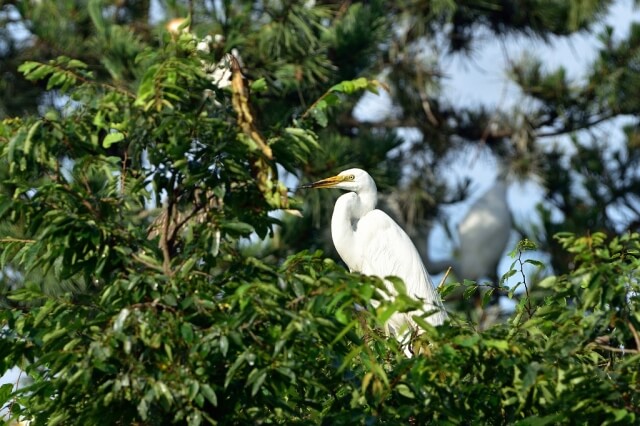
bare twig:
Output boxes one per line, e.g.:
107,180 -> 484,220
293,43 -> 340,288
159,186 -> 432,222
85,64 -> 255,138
628,320 -> 640,351
336,115 -> 420,129
414,67 -> 438,126
438,266 -> 452,288
7,368 -> 23,416
0,237 -> 36,244
160,202 -> 174,277
592,343 -> 640,355
168,198 -> 206,244
120,150 -> 128,196
516,248 -> 535,318
336,0 -> 352,18
418,87 -> 438,126
300,88 -> 332,121
157,172 -> 178,278
286,295 -> 306,309
535,113 -> 616,138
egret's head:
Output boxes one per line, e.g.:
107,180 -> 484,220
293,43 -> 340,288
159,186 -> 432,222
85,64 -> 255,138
301,168 -> 376,193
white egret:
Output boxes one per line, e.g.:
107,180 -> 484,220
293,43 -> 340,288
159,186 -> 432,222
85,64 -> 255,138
424,173 -> 512,327
456,176 -> 511,283
428,174 -> 511,284
302,168 -> 448,340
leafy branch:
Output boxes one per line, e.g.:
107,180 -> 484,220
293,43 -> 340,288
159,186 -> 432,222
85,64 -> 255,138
301,78 -> 389,126
504,239 -> 540,318
19,57 -> 134,98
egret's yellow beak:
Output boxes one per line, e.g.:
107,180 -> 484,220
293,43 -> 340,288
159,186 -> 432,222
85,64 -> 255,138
300,174 -> 346,189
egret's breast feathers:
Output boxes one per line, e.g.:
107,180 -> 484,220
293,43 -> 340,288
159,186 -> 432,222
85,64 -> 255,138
357,210 -> 426,285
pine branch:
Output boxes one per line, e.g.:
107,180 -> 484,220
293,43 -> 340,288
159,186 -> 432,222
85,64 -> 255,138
535,112 -> 618,138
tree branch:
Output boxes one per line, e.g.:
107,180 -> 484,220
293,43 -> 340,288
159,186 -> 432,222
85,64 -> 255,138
534,112 -> 617,138
0,237 -> 36,244
629,320 -> 640,351
592,343 -> 639,354
160,177 -> 177,278
160,202 -> 174,277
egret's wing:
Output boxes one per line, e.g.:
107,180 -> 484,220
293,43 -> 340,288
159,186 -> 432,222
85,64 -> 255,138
357,210 -> 447,329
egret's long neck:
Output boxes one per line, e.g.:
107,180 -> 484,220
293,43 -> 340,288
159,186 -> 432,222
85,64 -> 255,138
331,188 -> 376,271
356,186 -> 377,215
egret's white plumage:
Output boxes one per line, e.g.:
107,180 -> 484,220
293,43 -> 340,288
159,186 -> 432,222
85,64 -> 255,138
303,168 -> 447,337
456,177 -> 511,281
424,175 -> 512,285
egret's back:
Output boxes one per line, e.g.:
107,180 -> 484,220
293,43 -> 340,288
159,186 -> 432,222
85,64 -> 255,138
457,181 -> 511,280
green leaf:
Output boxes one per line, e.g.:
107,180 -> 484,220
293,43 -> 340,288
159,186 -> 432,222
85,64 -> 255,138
24,120 -> 42,155
7,284 -> 45,302
524,259 -> 545,268
538,276 -> 557,288
200,383 -> 218,406
42,327 -> 68,344
17,61 -> 39,75
481,288 -> 495,307
103,132 -> 125,148
0,383 -> 13,407
219,335 -> 229,358
225,352 -> 247,389
484,339 -> 509,351
33,299 -> 57,326
188,380 -> 200,401
335,306 -> 349,324
454,334 -> 481,348
329,77 -> 383,95
249,369 -> 267,397
395,383 -> 415,399
250,78 -> 268,92
311,107 -> 328,127
180,323 -> 194,343
221,221 -> 255,235
463,284 -> 478,299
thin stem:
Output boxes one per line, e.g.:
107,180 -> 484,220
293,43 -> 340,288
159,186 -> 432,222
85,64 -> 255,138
516,248 -> 535,318
120,150 -> 128,196
159,174 -> 177,278
0,238 -> 36,244
592,344 -> 639,355
437,266 -> 452,288
535,113 -> 616,138
628,320 -> 640,351
160,202 -> 174,277
7,368 -> 23,417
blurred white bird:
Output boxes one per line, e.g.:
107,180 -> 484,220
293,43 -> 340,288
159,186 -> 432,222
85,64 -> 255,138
429,174 -> 512,285
459,176 -> 511,282
302,168 -> 448,343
